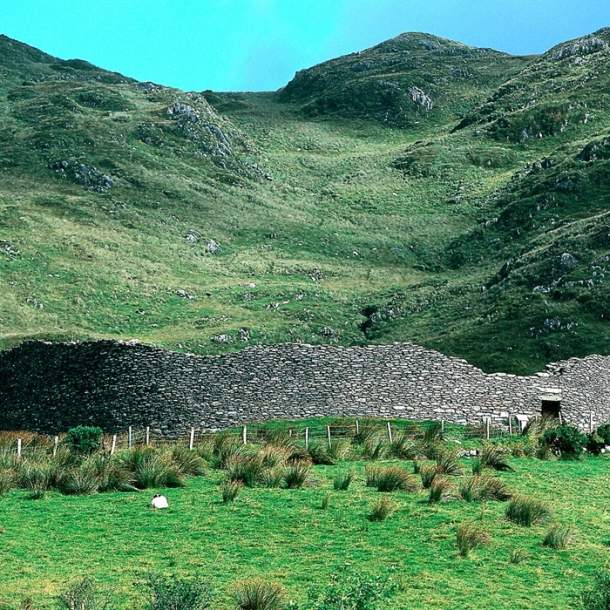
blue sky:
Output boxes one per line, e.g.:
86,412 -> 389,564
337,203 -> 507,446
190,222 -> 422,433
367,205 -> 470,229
3,0 -> 610,91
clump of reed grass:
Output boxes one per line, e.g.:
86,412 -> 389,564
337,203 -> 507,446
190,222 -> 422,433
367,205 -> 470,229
428,476 -> 454,504
232,578 -> 285,610
365,465 -> 382,487
284,463 -> 310,488
221,479 -> 242,504
435,449 -> 462,476
459,475 -> 511,502
170,446 -> 206,476
387,432 -> 416,459
505,496 -> 551,526
543,524 -> 572,549
368,497 -> 397,522
333,470 -> 354,491
509,548 -> 528,564
374,466 -> 418,493
456,521 -> 490,557
480,444 -> 513,472
225,454 -> 265,488
419,463 -> 437,489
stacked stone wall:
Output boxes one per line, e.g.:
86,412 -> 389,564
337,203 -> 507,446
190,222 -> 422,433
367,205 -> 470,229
0,340 -> 608,434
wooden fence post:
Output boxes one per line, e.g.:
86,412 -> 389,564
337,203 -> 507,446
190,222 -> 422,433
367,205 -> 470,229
145,426 -> 150,446
508,414 -> 513,435
441,419 -> 445,434
189,427 -> 195,450
242,425 -> 247,445
326,425 -> 332,448
16,438 -> 22,460
485,418 -> 491,441
305,427 -> 309,450
128,426 -> 133,449
53,435 -> 59,457
386,421 -> 393,443
590,412 -> 594,434
355,420 -> 360,435
111,434 -> 117,455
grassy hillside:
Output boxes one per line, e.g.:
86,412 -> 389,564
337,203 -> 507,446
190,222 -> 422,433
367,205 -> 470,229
0,30 -> 609,372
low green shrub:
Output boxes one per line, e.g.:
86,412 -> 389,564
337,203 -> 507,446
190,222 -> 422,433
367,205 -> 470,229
581,571 -> 610,610
596,424 -> 610,445
232,578 -> 285,610
306,572 -> 397,610
65,426 -> 103,455
543,524 -> 572,549
332,470 -> 353,491
506,496 -> 551,526
456,521 -> 490,557
0,469 -> 14,495
542,425 -> 587,459
368,496 -> 396,522
320,493 -> 330,510
19,463 -> 52,499
59,578 -> 107,610
145,574 -> 212,610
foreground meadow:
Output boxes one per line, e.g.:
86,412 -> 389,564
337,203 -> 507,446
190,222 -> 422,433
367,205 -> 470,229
0,421 -> 608,609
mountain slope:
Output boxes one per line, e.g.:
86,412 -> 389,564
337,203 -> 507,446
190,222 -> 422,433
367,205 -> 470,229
279,32 -> 531,128
0,31 -> 609,373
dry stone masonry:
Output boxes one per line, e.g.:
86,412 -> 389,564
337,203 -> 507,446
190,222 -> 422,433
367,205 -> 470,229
0,340 -> 609,435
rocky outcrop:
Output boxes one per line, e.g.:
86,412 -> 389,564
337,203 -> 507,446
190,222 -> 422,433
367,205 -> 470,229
0,341 -> 608,435
49,160 -> 113,192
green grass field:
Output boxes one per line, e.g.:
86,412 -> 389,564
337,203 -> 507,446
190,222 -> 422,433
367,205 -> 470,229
0,425 -> 608,610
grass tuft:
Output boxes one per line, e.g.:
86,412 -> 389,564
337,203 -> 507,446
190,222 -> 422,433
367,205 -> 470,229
456,521 -> 490,557
332,470 -> 354,491
368,497 -> 397,522
233,578 -> 285,610
374,466 -> 418,493
506,496 -> 551,526
543,524 -> 572,549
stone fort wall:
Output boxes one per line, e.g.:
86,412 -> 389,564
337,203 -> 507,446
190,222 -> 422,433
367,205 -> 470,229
0,340 -> 609,434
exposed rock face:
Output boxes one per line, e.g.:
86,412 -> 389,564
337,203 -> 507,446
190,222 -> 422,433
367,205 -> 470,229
551,36 -> 607,61
166,99 -> 233,157
0,341 -> 608,435
409,86 -> 434,111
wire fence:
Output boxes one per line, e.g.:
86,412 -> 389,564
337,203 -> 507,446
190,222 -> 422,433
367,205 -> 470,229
0,413 -> 571,460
